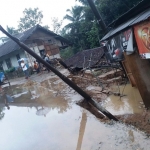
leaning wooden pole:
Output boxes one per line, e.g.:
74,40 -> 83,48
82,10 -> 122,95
0,25 -> 118,121
87,0 -> 107,33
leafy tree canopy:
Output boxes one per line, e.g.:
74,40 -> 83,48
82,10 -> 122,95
18,8 -> 43,32
60,0 -> 142,59
51,17 -> 63,34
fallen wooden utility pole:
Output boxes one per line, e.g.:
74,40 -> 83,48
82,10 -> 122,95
0,25 -> 118,121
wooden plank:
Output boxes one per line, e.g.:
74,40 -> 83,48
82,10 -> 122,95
122,57 -> 137,87
124,51 -> 150,108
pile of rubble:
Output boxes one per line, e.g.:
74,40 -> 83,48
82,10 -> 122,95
68,69 -> 125,102
68,69 -> 150,135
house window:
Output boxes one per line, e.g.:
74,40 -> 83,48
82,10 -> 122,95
16,54 -> 20,60
0,62 -> 3,71
5,58 -> 12,69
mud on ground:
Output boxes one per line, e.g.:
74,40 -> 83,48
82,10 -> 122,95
7,69 -> 150,136
68,70 -> 150,135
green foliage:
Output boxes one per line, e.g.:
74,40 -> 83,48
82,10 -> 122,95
51,17 -> 63,34
76,0 -> 95,5
18,8 -> 43,32
85,22 -> 100,48
62,4 -> 101,55
63,6 -> 84,34
0,26 -> 19,42
6,26 -> 19,35
61,0 -> 142,59
60,47 -> 74,60
43,25 -> 50,30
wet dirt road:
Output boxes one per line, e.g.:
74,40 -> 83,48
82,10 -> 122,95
0,74 -> 150,150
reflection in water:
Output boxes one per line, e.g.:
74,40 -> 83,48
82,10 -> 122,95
128,130 -> 134,142
76,111 -> 87,150
1,79 -> 71,115
101,84 -> 145,115
0,80 -> 149,149
0,107 -> 4,120
36,106 -> 50,117
0,91 -> 11,110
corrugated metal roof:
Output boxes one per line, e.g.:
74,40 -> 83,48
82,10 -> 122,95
101,8 -> 150,41
108,0 -> 149,28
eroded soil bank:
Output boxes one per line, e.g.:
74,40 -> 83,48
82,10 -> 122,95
68,70 -> 150,135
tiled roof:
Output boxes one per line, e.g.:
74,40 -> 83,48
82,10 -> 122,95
64,47 -> 104,69
0,25 -> 71,57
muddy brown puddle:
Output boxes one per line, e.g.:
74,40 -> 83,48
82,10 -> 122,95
101,84 -> 145,115
0,79 -> 149,150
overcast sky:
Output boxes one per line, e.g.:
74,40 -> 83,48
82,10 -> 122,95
0,0 -> 80,37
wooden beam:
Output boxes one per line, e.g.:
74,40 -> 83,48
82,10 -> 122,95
124,51 -> 150,108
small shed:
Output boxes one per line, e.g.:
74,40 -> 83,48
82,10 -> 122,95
100,0 -> 150,108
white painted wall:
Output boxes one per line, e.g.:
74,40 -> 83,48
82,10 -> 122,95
2,61 -> 7,70
26,45 -> 44,67
0,49 -> 26,70
0,42 -> 62,71
49,53 -> 60,59
34,46 -> 41,56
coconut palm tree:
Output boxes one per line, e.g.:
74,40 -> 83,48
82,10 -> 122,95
63,6 -> 84,34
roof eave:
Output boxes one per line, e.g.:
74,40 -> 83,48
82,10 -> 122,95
108,0 -> 150,28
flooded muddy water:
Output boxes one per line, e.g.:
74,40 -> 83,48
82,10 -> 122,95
101,84 -> 145,115
0,79 -> 149,150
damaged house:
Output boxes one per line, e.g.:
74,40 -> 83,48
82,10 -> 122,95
0,25 -> 71,71
64,47 -> 105,69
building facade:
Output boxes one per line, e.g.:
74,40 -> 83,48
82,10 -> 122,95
0,25 -> 71,71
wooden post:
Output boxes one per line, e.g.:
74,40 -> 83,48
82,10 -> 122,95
124,51 -> 150,108
122,54 -> 137,87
